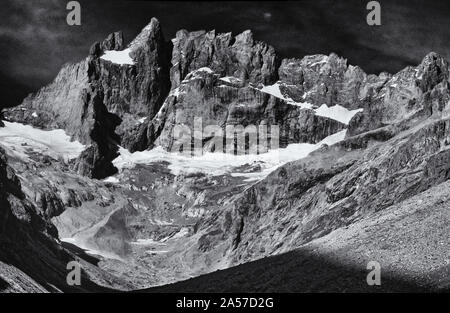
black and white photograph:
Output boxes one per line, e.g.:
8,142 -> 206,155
0,0 -> 449,304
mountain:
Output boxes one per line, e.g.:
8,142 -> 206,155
0,18 -> 449,292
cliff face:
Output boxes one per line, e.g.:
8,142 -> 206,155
4,60 -> 92,142
3,18 -> 171,179
348,52 -> 450,136
169,29 -> 280,88
226,118 -> 450,262
1,19 -> 359,175
151,68 -> 346,153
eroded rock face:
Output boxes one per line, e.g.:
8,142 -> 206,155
170,29 -> 280,88
2,59 -> 119,179
3,19 -> 171,178
190,117 -> 450,268
276,52 -> 450,138
348,53 -> 450,136
278,54 -> 383,109
152,69 -> 345,152
91,18 -> 172,120
3,60 -> 92,142
0,148 -> 127,292
117,25 -> 348,154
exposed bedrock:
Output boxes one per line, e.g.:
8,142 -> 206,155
2,18 -> 449,181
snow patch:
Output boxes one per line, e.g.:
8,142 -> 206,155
302,89 -> 313,100
257,83 -> 314,109
100,48 -> 135,65
314,104 -> 363,125
182,67 -> 214,83
103,176 -> 120,184
169,86 -> 185,98
219,76 -> 241,84
171,227 -> 189,239
153,218 -> 173,226
310,59 -> 328,67
138,117 -> 147,124
131,239 -> 166,246
145,250 -> 169,255
195,67 -> 213,74
60,238 -> 124,261
184,207 -> 206,218
112,130 -> 348,182
170,87 -> 180,97
0,121 -> 86,161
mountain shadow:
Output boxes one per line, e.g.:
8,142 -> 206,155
142,248 -> 439,293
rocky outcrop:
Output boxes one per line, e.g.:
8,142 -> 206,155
0,148 -> 55,236
2,59 -> 119,178
277,53 -> 388,109
90,18 -> 171,122
151,69 -> 345,152
110,24 -> 347,154
2,18 -> 171,178
348,52 -> 450,136
170,29 -> 280,88
3,60 -> 92,142
0,148 -> 128,292
275,52 -> 450,138
150,48 -> 448,157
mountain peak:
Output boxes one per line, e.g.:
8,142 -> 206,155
235,29 -> 254,44
418,51 -> 448,72
128,17 -> 162,50
421,51 -> 445,63
416,51 -> 449,91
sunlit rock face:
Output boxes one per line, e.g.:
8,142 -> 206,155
170,29 -> 280,88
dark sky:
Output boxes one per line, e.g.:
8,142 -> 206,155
1,0 -> 449,106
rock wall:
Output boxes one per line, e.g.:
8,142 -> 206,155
2,19 -> 449,179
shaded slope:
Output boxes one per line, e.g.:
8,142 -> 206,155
146,179 -> 450,292
197,117 -> 450,267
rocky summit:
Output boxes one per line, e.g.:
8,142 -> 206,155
0,18 -> 449,292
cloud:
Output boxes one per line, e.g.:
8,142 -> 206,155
0,0 -> 77,85
0,0 -> 66,42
